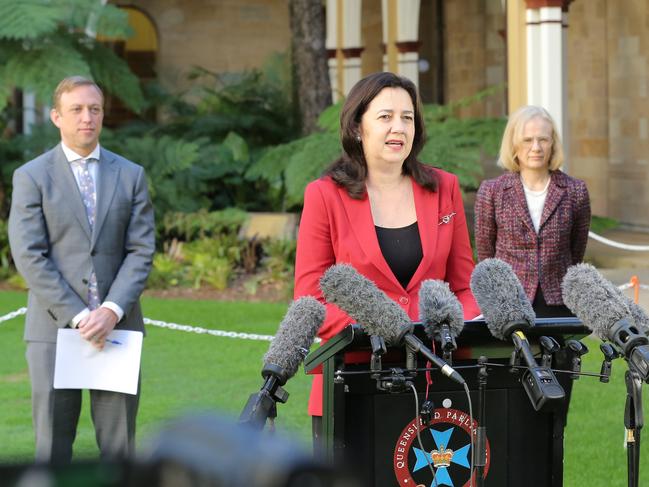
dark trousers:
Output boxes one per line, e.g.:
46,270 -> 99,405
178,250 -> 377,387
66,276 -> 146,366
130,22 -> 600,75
26,341 -> 140,464
533,288 -> 574,318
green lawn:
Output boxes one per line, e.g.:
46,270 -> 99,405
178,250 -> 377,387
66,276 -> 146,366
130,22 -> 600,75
0,290 -> 648,485
0,291 -> 312,463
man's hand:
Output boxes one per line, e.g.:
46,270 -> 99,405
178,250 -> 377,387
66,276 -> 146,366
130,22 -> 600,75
78,307 -> 119,350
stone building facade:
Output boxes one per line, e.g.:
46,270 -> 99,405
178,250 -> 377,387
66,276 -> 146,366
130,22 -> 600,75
114,0 -> 649,229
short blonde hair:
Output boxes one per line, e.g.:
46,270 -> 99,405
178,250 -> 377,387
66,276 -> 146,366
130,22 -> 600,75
498,105 -> 564,172
52,76 -> 104,111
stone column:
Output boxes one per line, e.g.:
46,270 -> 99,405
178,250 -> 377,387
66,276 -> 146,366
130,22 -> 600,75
342,0 -> 363,95
326,0 -> 363,101
507,0 -> 527,114
524,0 -> 572,143
381,0 -> 421,85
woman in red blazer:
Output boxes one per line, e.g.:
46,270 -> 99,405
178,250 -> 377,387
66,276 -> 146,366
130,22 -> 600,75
293,72 -> 480,427
474,105 -> 591,317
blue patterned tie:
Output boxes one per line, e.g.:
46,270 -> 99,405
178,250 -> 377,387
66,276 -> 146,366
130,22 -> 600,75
78,159 -> 100,310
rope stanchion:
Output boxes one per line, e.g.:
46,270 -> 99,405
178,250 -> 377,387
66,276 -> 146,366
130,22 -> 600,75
630,276 -> 640,304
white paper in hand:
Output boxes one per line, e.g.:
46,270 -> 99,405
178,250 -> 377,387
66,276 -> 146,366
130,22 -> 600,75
54,329 -> 143,395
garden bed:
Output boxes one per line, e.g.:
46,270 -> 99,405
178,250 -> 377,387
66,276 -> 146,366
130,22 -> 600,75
144,274 -> 290,303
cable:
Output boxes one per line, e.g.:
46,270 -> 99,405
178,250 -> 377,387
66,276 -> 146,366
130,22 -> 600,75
463,381 -> 476,487
408,382 -> 437,483
407,381 -> 476,486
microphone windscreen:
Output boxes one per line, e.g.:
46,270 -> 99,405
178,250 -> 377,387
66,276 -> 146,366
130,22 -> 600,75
263,296 -> 325,379
562,263 -> 631,341
419,279 -> 464,340
613,286 -> 649,335
470,258 -> 535,340
319,263 -> 411,345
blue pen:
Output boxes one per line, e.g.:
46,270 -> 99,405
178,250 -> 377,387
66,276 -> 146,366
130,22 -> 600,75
106,339 -> 123,345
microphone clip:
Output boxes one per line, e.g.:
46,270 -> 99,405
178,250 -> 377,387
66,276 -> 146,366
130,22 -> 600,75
438,324 -> 458,353
566,339 -> 589,380
599,342 -> 620,383
370,335 -> 387,379
420,400 -> 435,424
432,324 -> 457,364
376,368 -> 414,394
539,336 -> 560,368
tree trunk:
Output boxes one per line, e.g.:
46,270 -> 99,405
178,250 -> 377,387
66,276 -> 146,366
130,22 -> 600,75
289,0 -> 332,135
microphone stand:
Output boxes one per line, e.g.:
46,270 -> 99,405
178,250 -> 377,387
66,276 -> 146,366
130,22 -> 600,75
624,369 -> 643,487
474,356 -> 488,487
238,375 -> 288,431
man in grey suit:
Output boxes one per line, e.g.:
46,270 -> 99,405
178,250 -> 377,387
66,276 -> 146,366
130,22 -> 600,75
8,76 -> 155,463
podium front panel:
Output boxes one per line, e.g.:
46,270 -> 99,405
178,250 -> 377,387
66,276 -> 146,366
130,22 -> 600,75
335,360 -> 564,487
307,321 -> 586,487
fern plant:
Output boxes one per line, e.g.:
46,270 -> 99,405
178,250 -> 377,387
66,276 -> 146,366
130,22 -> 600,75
0,0 -> 144,112
246,87 -> 506,208
100,132 -> 207,215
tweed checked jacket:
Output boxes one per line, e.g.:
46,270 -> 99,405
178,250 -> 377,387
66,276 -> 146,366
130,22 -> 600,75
474,170 -> 590,305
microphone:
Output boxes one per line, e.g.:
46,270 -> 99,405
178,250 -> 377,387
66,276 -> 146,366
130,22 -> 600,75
562,263 -> 649,380
239,296 -> 325,430
471,258 -> 565,411
319,263 -> 466,385
418,279 -> 464,353
613,285 -> 649,335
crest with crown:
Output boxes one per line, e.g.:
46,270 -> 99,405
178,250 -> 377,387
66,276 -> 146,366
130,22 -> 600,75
431,445 -> 454,467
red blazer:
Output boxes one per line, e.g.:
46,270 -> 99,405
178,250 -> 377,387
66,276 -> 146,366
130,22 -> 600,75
294,169 -> 479,416
474,171 -> 590,305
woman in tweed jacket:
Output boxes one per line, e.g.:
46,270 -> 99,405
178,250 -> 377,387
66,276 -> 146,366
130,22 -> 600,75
474,105 -> 591,317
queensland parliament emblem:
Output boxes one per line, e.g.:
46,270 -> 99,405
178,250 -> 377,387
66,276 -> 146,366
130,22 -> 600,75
393,408 -> 491,486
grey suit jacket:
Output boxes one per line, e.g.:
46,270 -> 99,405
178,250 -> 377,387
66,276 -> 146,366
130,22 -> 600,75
8,144 -> 155,342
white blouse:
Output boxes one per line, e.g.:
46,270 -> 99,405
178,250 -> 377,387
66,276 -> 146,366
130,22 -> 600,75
522,177 -> 550,233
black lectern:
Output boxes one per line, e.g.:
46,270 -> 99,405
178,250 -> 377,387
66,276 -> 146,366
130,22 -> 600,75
304,318 -> 590,487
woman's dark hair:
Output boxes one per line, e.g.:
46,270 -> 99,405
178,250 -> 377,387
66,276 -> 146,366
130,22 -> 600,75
325,71 -> 437,198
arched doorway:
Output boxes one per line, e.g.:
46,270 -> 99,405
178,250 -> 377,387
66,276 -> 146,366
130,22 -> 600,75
100,6 -> 158,127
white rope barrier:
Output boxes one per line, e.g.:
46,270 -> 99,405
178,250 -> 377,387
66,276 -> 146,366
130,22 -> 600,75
142,317 -> 276,342
0,307 -> 26,323
0,308 -> 322,343
589,231 -> 649,252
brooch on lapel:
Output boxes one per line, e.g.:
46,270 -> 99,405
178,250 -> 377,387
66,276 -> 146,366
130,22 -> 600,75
438,212 -> 456,225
